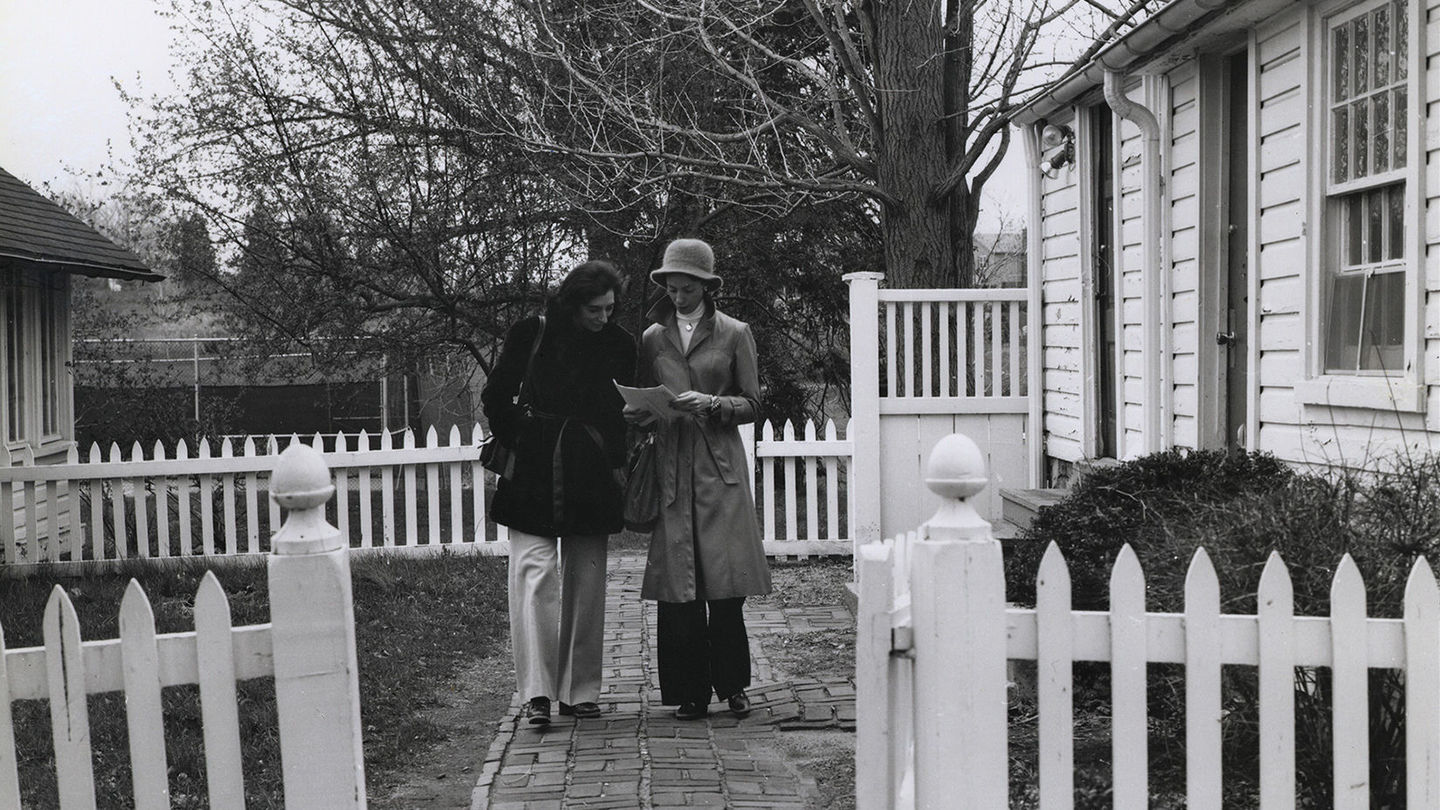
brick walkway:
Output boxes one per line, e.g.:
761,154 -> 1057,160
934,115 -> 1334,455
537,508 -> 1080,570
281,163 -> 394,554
471,552 -> 855,810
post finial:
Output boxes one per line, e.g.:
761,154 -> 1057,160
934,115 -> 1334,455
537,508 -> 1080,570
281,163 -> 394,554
270,443 -> 340,554
923,433 -> 991,542
271,443 -> 335,510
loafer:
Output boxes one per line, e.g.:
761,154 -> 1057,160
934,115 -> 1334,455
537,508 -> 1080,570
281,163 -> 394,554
726,690 -> 751,717
523,696 -> 551,727
559,701 -> 602,718
674,701 -> 709,721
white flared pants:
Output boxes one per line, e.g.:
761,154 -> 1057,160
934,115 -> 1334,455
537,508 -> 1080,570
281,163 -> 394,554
508,530 -> 608,704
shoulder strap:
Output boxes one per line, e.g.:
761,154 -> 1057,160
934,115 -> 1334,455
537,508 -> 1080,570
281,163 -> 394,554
517,315 -> 547,405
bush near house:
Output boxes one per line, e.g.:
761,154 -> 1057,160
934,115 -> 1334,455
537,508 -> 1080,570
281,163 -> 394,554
1004,448 -> 1440,807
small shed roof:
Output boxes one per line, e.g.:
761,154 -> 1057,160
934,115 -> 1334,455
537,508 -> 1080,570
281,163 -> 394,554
0,165 -> 162,281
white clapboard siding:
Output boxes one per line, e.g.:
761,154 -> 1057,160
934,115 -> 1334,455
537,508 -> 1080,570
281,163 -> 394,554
858,445 -> 1440,809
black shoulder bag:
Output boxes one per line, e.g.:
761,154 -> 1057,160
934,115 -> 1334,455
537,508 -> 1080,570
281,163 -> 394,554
479,316 -> 546,479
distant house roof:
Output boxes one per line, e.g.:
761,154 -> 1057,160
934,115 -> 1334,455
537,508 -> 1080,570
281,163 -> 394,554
0,165 -> 162,281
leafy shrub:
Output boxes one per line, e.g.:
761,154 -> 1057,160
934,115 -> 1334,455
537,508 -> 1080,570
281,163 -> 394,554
1004,449 -> 1440,808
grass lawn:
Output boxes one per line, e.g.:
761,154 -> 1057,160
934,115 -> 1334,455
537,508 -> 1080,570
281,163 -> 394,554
0,550 -> 508,809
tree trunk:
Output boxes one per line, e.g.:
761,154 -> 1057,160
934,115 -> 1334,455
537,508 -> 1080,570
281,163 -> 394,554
873,0 -> 955,289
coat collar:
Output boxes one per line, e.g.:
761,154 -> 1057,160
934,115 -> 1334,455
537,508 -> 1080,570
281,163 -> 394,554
646,296 -> 716,356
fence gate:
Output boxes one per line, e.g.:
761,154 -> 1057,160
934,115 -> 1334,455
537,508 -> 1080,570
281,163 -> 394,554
846,273 -> 1031,542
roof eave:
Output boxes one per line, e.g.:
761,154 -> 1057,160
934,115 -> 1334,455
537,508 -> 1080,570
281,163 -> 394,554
0,252 -> 165,282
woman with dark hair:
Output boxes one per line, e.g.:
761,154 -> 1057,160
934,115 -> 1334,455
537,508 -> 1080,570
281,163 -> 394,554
626,238 -> 771,721
482,259 -> 635,726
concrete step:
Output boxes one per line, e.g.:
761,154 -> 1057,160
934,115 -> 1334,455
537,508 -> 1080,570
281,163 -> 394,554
999,487 -> 1067,534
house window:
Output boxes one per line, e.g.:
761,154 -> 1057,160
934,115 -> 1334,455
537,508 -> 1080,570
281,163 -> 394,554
3,269 -> 69,448
1323,0 -> 1409,374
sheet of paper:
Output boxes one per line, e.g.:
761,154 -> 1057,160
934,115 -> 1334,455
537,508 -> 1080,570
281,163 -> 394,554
614,381 -> 685,421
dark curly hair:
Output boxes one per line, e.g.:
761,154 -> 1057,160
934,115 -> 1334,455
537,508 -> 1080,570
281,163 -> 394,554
548,260 -> 625,320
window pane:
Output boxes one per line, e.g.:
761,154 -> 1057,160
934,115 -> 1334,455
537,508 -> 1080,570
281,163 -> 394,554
1368,191 -> 1384,263
1374,91 -> 1390,172
1394,88 -> 1407,168
1359,270 -> 1405,371
1347,193 -> 1365,265
1396,0 -> 1407,80
1355,16 -> 1369,94
1352,98 -> 1369,177
1325,272 -> 1365,371
1388,185 -> 1404,260
1334,106 -> 1350,183
1336,25 -> 1351,100
1374,6 -> 1391,86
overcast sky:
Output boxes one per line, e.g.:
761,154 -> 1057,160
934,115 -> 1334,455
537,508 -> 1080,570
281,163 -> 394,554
0,0 -> 1027,230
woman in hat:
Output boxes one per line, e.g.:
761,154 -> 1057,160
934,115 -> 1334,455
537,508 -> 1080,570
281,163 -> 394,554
626,238 -> 772,720
482,260 -> 635,727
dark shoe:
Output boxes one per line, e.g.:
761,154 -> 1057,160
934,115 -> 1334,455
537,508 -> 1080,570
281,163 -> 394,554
674,701 -> 709,721
559,701 -> 602,718
523,697 -> 551,727
726,690 -> 751,717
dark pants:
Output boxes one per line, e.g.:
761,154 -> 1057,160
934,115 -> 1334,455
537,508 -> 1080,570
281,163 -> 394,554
656,597 -> 750,705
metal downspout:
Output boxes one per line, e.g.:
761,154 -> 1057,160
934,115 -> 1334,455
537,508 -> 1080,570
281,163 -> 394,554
1022,123 -> 1045,487
1103,71 -> 1166,455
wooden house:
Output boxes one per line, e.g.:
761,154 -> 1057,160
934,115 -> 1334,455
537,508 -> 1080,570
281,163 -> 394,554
0,165 -> 160,465
1012,0 -> 1438,484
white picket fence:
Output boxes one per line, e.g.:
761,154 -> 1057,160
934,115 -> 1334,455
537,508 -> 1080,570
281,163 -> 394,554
0,419 -> 854,570
857,432 -> 1440,810
0,443 -> 367,808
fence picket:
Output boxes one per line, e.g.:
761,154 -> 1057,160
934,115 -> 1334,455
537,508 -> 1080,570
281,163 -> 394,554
803,421 -> 818,546
109,442 -> 129,559
404,429 -> 419,545
44,585 -> 97,809
267,436 -> 282,537
471,425 -> 485,543
22,480 -> 38,563
902,302 -> 915,397
1404,559 -> 1440,806
920,302 -> 932,398
1184,548 -> 1223,809
243,438 -> 260,554
154,442 -> 171,559
426,427 -> 441,546
129,442 -> 149,559
1331,556 -> 1369,809
972,301 -> 985,396
885,302 -> 897,398
1035,543 -> 1074,810
0,482 -> 14,566
195,572 -> 246,810
41,480 -> 57,562
989,302 -> 1002,397
381,430 -> 396,547
956,302 -> 971,396
0,621 -> 18,808
1009,299 -> 1022,396
1258,553 -> 1297,808
334,433 -> 351,546
359,429 -> 375,548
824,420 -> 840,541
119,581 -> 170,809
199,438 -> 216,556
447,425 -> 463,544
939,301 -> 952,397
220,439 -> 239,555
762,421 -> 777,541
1110,545 -> 1148,809
66,446 -> 82,561
177,439 -> 194,557
783,421 -> 798,543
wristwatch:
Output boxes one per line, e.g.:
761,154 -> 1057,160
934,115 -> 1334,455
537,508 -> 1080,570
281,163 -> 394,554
707,395 -> 721,416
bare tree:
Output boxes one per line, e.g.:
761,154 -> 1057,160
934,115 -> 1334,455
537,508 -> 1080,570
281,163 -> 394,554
500,0 -> 1150,288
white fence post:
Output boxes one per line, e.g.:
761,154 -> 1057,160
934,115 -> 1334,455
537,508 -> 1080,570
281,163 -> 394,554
267,443 -> 368,808
910,433 -> 1007,809
846,271 -> 884,553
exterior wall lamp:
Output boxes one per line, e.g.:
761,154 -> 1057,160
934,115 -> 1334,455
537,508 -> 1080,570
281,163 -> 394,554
1037,122 -> 1075,178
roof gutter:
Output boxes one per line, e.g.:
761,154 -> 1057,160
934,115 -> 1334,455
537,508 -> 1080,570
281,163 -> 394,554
0,251 -> 164,282
1012,0 -> 1233,126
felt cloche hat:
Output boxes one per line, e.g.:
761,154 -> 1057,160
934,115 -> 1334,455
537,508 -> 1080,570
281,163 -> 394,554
650,238 -> 723,288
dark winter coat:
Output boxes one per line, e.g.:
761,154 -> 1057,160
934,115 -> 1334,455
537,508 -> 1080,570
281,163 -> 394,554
637,297 -> 772,603
481,312 -> 636,537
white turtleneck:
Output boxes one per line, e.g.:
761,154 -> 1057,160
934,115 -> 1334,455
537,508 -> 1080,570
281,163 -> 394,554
677,308 -> 702,352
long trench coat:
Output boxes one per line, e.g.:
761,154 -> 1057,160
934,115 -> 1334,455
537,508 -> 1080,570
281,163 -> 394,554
637,297 -> 772,603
